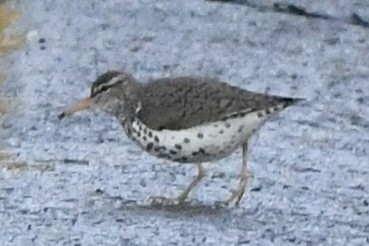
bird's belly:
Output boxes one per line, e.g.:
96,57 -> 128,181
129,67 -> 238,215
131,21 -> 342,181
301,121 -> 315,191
126,111 -> 265,163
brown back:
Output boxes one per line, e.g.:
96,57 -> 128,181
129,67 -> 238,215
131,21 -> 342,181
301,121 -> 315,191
137,77 -> 299,130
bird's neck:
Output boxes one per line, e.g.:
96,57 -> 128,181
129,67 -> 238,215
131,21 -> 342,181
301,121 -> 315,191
113,84 -> 143,122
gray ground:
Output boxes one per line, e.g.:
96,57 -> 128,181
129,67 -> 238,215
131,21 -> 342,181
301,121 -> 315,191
1,0 -> 369,245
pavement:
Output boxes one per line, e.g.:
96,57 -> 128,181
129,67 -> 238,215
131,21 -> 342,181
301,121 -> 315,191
0,0 -> 368,245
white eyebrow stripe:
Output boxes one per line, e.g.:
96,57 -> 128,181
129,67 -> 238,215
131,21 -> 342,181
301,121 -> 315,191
95,74 -> 126,92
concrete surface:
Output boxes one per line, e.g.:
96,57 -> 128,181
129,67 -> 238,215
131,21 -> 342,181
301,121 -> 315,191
1,0 -> 369,245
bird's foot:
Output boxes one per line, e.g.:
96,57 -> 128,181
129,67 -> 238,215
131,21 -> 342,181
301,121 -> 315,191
149,196 -> 177,206
218,189 -> 244,207
149,196 -> 190,207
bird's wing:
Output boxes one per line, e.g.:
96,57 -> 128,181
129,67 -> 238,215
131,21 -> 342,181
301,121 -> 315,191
137,77 -> 299,130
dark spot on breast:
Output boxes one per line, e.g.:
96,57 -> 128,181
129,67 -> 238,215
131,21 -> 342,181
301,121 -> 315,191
143,136 -> 147,141
213,124 -> 218,128
198,148 -> 206,154
174,144 -> 182,150
148,131 -> 153,138
137,132 -> 141,137
265,108 -> 271,114
139,125 -> 142,131
173,156 -> 189,163
158,153 -> 171,159
146,142 -> 154,151
238,126 -> 244,132
169,150 -> 177,155
143,128 -> 147,134
197,133 -> 204,139
192,151 -> 199,156
257,111 -> 263,118
274,106 -> 280,111
184,138 -> 190,143
154,146 -> 161,152
219,130 -> 224,134
225,123 -> 231,128
154,136 -> 159,142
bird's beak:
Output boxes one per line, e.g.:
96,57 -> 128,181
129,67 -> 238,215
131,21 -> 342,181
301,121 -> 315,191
58,97 -> 94,119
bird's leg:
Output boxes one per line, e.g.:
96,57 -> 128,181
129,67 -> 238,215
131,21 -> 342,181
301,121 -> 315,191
150,163 -> 205,206
177,163 -> 205,203
225,143 -> 250,206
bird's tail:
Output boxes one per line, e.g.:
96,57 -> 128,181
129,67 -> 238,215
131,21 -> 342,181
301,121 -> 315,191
281,97 -> 305,108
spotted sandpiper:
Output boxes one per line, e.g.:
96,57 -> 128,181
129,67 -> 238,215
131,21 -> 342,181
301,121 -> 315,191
59,70 -> 302,206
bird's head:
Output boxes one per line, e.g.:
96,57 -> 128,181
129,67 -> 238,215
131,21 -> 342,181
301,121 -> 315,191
58,70 -> 140,119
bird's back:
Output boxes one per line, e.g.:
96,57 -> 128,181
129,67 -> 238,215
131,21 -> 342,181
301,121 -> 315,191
137,76 -> 300,130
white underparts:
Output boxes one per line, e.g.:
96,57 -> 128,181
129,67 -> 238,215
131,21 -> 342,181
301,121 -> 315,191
122,105 -> 284,163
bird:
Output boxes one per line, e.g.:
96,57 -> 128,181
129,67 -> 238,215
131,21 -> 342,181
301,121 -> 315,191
59,70 -> 302,206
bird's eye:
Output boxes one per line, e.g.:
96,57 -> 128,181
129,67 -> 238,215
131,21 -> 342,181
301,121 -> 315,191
90,87 -> 98,98
90,85 -> 111,98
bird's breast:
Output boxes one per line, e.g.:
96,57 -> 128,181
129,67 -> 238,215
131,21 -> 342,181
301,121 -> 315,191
122,109 -> 273,163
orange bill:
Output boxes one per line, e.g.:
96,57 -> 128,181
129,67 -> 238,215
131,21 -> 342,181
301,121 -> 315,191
58,98 -> 93,119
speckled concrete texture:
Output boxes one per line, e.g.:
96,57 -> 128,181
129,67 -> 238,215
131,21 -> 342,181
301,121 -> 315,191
1,0 -> 369,245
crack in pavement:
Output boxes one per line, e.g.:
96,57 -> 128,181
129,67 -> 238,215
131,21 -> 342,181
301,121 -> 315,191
206,0 -> 369,28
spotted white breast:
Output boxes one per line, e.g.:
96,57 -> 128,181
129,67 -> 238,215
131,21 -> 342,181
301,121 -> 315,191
122,105 -> 282,163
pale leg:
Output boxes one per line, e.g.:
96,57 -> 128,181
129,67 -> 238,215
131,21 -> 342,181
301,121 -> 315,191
177,163 -> 205,203
225,143 -> 250,206
150,163 -> 205,205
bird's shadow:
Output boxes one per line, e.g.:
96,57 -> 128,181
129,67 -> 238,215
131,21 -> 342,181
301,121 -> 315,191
105,195 -> 234,218
137,201 -> 229,216
84,191 -> 262,228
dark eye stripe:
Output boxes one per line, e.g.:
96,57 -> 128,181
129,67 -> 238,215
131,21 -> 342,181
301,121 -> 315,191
90,75 -> 124,98
90,85 -> 111,97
